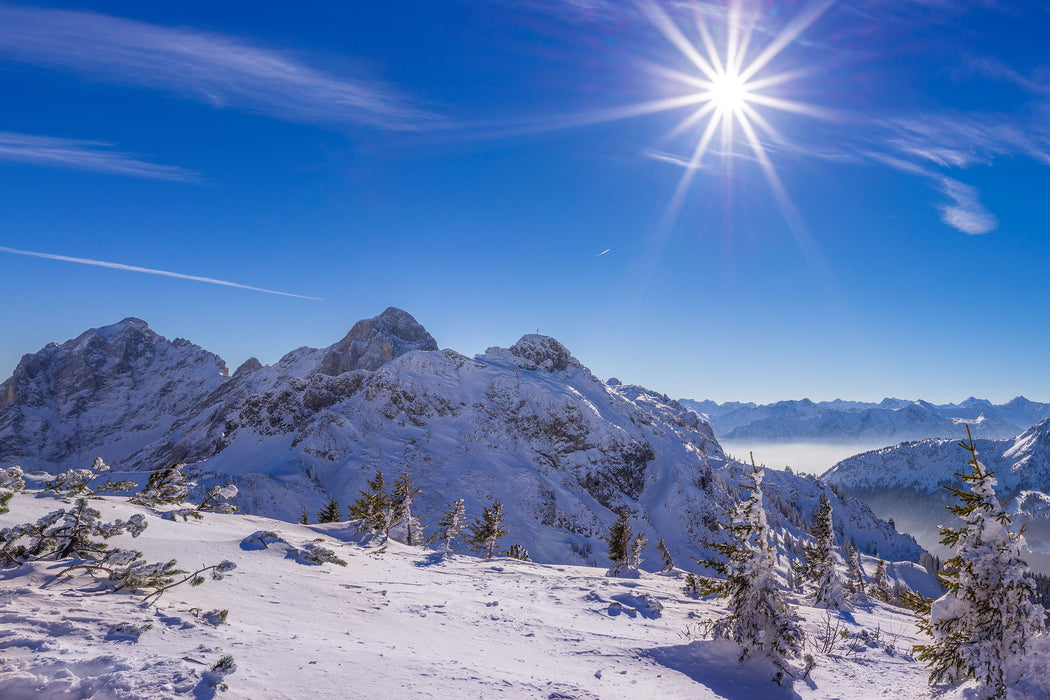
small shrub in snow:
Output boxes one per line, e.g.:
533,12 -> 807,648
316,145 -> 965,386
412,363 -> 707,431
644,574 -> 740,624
202,609 -> 229,626
294,541 -> 347,567
695,462 -> 803,683
195,484 -> 239,514
107,620 -> 154,641
45,457 -> 136,500
500,544 -> 531,561
467,499 -> 508,559
914,428 -> 1045,698
242,530 -> 283,549
202,654 -> 236,692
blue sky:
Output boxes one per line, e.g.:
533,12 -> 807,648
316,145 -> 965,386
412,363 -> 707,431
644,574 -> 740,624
1,0 -> 1049,404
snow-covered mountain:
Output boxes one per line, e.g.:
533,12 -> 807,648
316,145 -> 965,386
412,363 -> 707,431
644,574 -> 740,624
0,310 -> 923,569
679,396 -> 1050,443
823,418 -> 1050,573
0,318 -> 228,471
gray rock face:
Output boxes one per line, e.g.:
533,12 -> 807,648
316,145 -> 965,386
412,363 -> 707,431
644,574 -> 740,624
317,307 -> 438,376
509,335 -> 581,372
0,318 -> 228,467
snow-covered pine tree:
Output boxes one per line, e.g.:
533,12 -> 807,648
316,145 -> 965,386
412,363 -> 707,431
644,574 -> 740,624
0,466 -> 25,515
466,499 -> 508,559
316,497 -> 342,524
657,537 -> 675,572
435,498 -> 466,554
388,472 -> 424,545
872,559 -> 894,604
47,457 -> 135,500
843,541 -> 866,597
195,484 -> 238,514
801,493 -> 847,609
130,463 -> 189,506
914,427 -> 1046,697
696,461 -> 803,682
604,510 -> 634,576
348,469 -> 389,533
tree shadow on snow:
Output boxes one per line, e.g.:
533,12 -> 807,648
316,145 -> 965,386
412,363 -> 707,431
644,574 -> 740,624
646,640 -> 804,700
413,551 -> 448,567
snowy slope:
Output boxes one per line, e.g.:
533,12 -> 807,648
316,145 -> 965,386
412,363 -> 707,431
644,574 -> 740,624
823,418 -> 1050,572
1,492 -> 1019,700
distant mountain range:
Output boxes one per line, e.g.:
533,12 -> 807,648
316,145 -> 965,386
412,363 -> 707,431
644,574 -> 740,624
0,309 -> 921,568
678,396 -> 1050,444
823,419 -> 1050,573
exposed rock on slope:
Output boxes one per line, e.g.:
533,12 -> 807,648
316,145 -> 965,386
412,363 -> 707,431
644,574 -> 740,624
317,306 -> 438,375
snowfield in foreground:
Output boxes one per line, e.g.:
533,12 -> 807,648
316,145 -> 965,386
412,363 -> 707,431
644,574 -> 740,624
1,494 -> 1042,699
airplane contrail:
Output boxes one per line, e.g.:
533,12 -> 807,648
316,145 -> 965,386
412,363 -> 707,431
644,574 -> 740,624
0,246 -> 322,300
597,248 -> 611,257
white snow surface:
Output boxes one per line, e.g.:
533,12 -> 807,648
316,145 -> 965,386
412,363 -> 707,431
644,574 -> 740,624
4,493 -> 1039,700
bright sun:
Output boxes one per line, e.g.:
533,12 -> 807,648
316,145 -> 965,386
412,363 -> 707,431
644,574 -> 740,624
708,71 -> 750,115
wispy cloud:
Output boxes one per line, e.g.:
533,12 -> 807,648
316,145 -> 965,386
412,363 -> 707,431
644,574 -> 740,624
0,246 -> 322,300
0,4 -> 437,131
0,131 -> 200,182
939,178 -> 997,235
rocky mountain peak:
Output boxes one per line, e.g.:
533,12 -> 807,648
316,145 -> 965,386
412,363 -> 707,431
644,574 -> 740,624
509,334 -> 582,372
316,307 -> 438,376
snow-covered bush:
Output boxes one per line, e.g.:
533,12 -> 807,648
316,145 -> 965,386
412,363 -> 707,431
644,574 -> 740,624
914,428 -> 1046,697
45,457 -> 136,500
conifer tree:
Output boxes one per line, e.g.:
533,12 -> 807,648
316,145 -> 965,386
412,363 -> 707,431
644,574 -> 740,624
296,508 -> 309,525
656,537 -> 675,572
467,499 -> 508,559
388,471 -> 424,545
348,469 -> 389,533
317,497 -> 342,524
130,463 -> 189,506
914,427 -> 1045,697
843,541 -> 866,596
603,510 -> 635,576
435,498 -> 466,553
696,461 -> 803,682
872,559 -> 894,604
0,466 -> 25,515
801,493 -> 847,609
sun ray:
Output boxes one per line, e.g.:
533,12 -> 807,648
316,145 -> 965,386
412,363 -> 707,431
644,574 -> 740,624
638,0 -> 719,82
739,0 -> 836,82
660,101 -> 719,145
